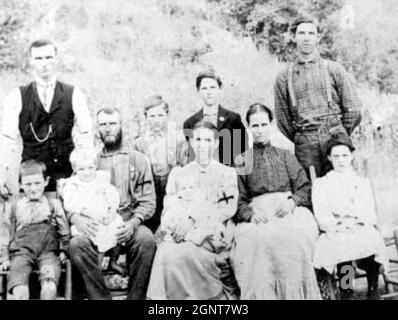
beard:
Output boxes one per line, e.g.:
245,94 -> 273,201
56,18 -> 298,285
101,129 -> 123,150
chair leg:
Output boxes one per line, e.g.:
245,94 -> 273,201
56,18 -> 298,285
328,273 -> 338,300
0,275 -> 6,300
394,229 -> 398,258
64,260 -> 72,300
381,267 -> 394,295
317,269 -> 338,300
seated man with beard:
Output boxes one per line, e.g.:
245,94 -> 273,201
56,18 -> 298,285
67,107 -> 156,300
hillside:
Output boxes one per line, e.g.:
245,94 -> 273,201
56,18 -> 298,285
0,0 -> 397,232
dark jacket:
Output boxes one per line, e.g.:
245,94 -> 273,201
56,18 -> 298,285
183,105 -> 249,166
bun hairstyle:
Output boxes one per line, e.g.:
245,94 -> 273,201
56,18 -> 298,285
326,132 -> 355,156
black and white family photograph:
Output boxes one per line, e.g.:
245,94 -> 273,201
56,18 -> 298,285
0,0 -> 398,302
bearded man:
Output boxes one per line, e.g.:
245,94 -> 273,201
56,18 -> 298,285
67,107 -> 156,300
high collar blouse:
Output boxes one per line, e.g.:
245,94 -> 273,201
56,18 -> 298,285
235,143 -> 311,222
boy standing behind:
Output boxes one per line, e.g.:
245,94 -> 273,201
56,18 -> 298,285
0,160 -> 70,300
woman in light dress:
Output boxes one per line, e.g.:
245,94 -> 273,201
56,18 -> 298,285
146,121 -> 238,300
312,133 -> 389,299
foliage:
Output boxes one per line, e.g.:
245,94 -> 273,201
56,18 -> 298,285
0,0 -> 397,226
209,0 -> 398,94
0,0 -> 32,70
209,0 -> 343,62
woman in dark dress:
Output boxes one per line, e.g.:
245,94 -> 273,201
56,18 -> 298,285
231,103 -> 321,300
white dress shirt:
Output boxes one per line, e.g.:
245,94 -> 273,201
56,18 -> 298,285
203,105 -> 218,127
0,77 -> 94,183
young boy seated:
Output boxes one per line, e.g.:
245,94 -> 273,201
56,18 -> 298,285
60,149 -> 125,275
0,160 -> 70,300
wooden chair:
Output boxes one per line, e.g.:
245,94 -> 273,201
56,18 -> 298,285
0,259 -> 72,300
309,161 -> 398,300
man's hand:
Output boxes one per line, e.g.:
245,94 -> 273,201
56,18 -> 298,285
172,218 -> 194,243
0,259 -> 10,271
116,218 -> 141,243
250,211 -> 269,224
275,198 -> 296,218
71,213 -> 100,239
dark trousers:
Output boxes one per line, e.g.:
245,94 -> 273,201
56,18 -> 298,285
144,174 -> 168,234
337,255 -> 380,292
294,124 -> 347,178
8,223 -> 60,293
68,225 -> 156,300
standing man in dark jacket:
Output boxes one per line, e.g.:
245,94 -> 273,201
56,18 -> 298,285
274,17 -> 362,177
183,70 -> 249,167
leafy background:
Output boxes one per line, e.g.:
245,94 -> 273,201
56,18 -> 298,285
1,0 -> 398,233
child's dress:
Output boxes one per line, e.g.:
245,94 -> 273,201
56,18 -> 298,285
312,170 -> 389,273
160,163 -> 237,253
61,170 -> 122,253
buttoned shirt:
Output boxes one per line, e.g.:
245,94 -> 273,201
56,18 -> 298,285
35,76 -> 56,113
203,105 -> 218,127
97,143 -> 156,222
2,195 -> 70,255
274,52 -> 362,141
133,122 -> 188,177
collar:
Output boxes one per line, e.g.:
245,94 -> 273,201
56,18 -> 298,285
23,195 -> 46,204
190,159 -> 219,173
148,127 -> 167,138
203,105 -> 219,117
327,169 -> 356,180
35,76 -> 57,89
297,51 -> 321,64
100,141 -> 130,157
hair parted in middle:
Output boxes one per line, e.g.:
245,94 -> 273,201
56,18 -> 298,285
245,103 -> 274,125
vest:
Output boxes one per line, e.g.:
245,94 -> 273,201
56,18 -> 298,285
18,81 -> 75,190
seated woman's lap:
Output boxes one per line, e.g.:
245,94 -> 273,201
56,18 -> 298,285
147,241 -> 225,300
230,209 -> 320,299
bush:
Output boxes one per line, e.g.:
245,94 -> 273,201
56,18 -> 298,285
0,0 -> 32,70
209,0 -> 398,94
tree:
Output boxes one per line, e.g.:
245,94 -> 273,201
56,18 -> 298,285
209,0 -> 343,62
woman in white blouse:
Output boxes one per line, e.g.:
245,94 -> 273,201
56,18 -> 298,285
312,133 -> 389,299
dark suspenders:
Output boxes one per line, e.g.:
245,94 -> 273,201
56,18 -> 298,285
287,59 -> 334,112
9,196 -> 56,242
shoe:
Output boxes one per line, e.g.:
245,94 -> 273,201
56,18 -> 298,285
340,288 -> 355,300
367,287 -> 380,300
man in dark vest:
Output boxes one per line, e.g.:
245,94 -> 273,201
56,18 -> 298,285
0,39 -> 94,195
274,16 -> 362,177
183,70 -> 249,167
